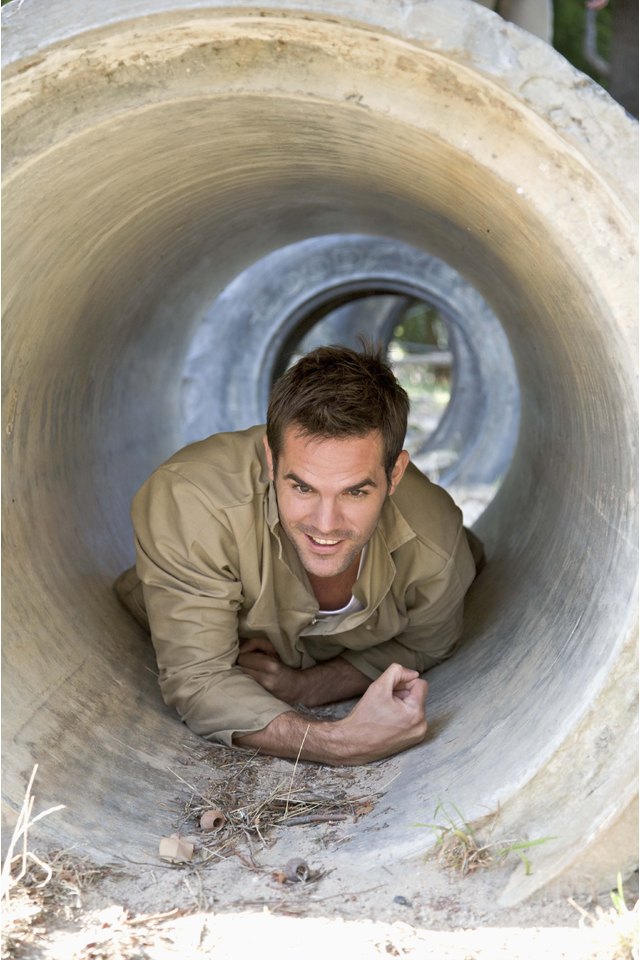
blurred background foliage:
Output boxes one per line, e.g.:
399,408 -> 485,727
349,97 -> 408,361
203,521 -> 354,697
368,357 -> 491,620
553,0 -> 611,82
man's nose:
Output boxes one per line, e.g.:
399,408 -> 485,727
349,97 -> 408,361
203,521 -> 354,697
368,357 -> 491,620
312,497 -> 343,532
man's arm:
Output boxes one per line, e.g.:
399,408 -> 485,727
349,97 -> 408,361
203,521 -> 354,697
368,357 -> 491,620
235,663 -> 428,765
132,470 -> 297,745
237,637 -> 370,706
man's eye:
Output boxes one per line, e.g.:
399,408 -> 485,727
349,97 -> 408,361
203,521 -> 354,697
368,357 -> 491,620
347,489 -> 367,498
293,483 -> 312,494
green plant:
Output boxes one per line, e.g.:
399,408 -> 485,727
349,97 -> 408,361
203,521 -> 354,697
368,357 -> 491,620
416,801 -> 554,877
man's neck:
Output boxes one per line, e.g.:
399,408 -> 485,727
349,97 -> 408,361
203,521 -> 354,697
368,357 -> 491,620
307,553 -> 361,611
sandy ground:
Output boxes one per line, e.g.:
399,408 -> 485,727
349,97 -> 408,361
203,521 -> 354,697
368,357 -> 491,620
4,742 -> 638,960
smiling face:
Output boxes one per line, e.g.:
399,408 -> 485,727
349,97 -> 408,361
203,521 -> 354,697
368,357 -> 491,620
264,427 -> 409,581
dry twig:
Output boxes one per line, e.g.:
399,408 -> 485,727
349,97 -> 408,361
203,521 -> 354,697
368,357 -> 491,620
1,765 -> 65,904
172,745 -> 383,866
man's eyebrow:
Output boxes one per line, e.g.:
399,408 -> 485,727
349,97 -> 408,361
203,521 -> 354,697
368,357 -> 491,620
345,478 -> 378,491
284,471 -> 314,488
283,472 -> 378,491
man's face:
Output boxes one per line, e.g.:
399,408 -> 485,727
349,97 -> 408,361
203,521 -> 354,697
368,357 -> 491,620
264,427 -> 408,581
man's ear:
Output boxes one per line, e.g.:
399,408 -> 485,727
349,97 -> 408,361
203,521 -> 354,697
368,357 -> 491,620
389,450 -> 410,495
263,435 -> 275,481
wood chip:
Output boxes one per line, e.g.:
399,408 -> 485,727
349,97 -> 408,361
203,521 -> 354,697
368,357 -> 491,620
158,834 -> 194,863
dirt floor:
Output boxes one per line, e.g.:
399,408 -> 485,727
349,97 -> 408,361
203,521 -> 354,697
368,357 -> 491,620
3,742 -> 638,960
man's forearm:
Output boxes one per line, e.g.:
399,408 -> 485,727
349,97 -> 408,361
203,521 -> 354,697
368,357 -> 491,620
234,663 -> 429,766
236,645 -> 371,707
234,710 -> 354,765
294,656 -> 371,706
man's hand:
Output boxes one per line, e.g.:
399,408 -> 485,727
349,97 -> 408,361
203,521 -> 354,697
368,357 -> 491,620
237,638 -> 370,706
237,638 -> 304,703
235,662 -> 428,765
340,663 -> 428,763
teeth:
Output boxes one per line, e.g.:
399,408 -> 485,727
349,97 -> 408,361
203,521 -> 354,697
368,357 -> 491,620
311,537 -> 340,545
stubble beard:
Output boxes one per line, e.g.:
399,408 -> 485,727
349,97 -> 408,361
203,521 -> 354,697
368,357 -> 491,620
287,522 -> 364,579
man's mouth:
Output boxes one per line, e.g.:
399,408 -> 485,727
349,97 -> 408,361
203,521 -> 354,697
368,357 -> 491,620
298,525 -> 354,550
300,528 -> 354,550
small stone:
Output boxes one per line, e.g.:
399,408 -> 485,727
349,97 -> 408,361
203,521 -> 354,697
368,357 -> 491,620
393,895 -> 412,907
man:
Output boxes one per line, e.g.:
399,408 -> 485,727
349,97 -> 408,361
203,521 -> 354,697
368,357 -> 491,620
115,345 -> 479,765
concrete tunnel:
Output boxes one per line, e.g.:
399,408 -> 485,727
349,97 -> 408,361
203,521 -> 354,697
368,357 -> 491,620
2,0 -> 638,905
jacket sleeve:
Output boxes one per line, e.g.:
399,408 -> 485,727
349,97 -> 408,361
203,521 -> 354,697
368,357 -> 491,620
340,523 -> 477,679
132,467 -> 291,745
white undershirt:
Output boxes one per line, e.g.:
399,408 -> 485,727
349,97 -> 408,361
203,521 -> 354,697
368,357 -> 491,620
315,547 -> 367,619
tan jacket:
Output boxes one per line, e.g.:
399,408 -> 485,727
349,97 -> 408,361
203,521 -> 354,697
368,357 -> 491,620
117,425 -> 476,745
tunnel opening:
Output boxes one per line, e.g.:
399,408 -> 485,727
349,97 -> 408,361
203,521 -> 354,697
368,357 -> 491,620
181,235 -> 521,524
2,0 -> 637,905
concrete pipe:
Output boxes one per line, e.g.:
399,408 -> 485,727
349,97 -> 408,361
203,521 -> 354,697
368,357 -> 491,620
2,0 -> 637,905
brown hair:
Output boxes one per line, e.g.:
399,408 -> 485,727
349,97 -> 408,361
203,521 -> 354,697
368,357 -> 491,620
266,344 -> 409,481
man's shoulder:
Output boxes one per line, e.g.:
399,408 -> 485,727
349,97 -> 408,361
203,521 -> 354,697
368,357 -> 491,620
391,462 -> 463,559
141,424 -> 268,510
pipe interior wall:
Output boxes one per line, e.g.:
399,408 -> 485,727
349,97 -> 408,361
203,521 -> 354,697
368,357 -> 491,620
2,0 -> 637,902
